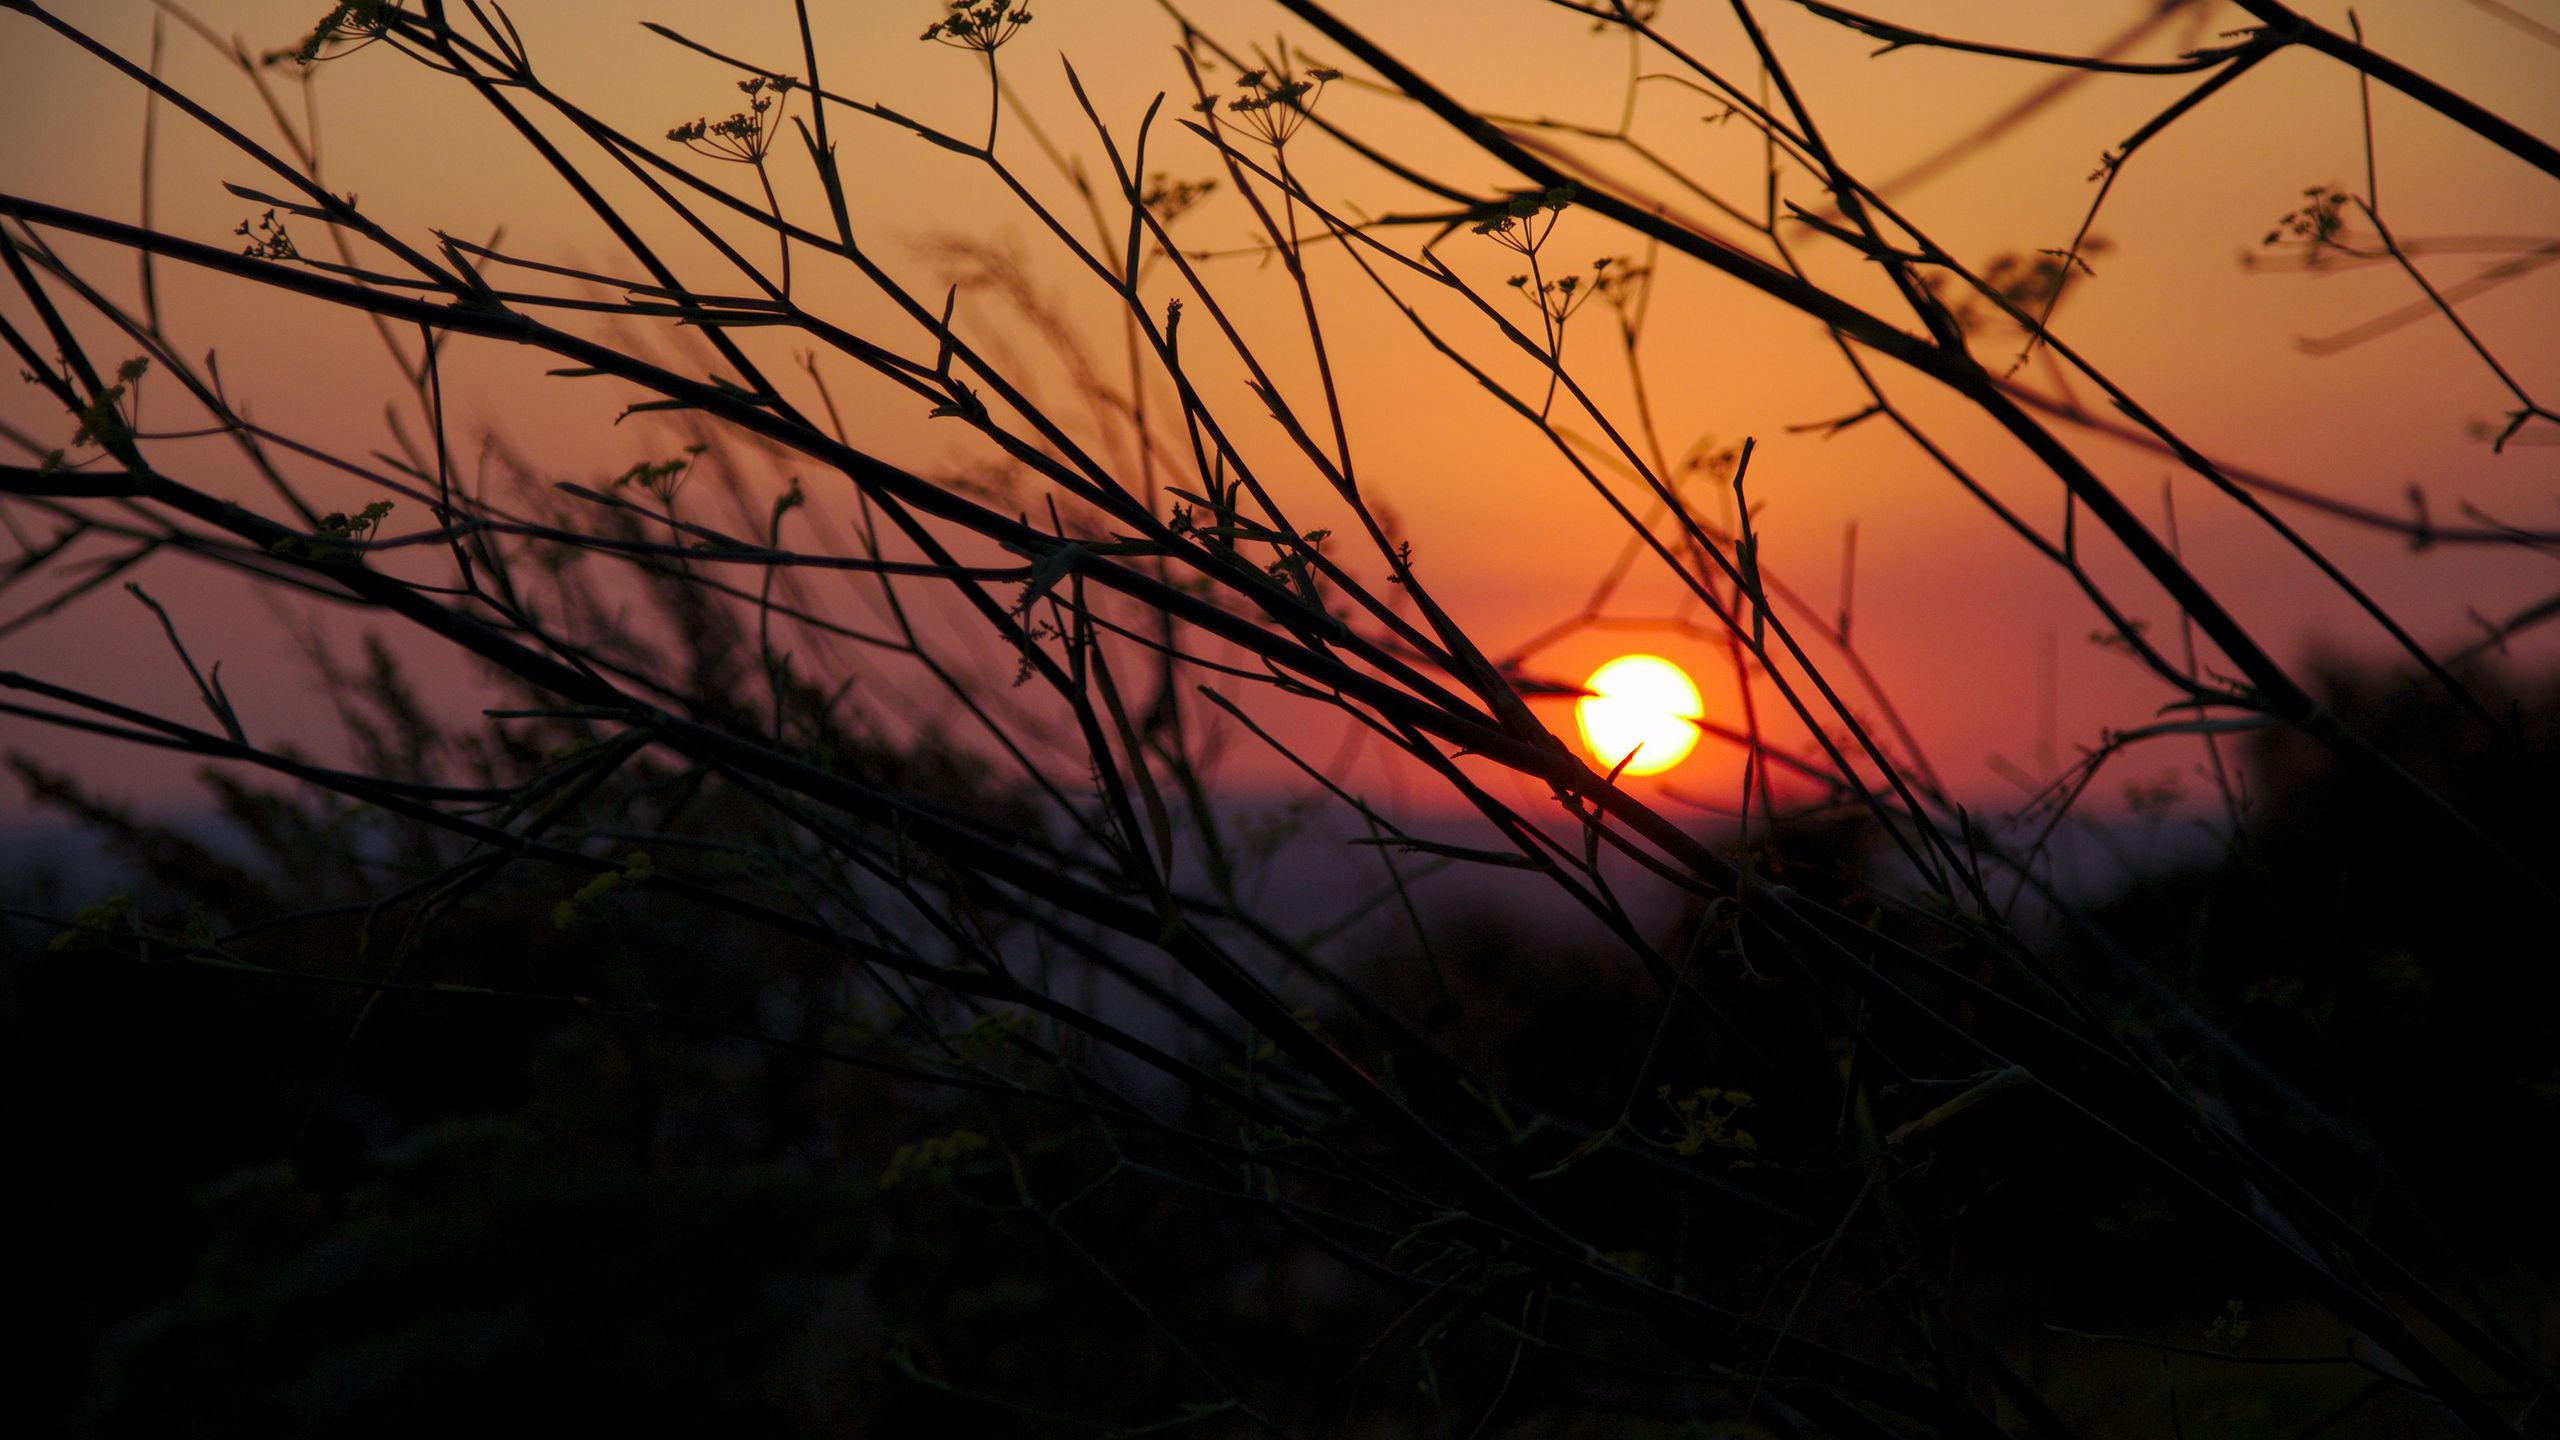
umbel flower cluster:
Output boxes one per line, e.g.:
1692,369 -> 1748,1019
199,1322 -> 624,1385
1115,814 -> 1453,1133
1470,184 -> 1578,249
921,1 -> 1034,51
666,75 -> 795,165
269,0 -> 399,66
1507,256 -> 1621,327
1197,62 -> 1343,148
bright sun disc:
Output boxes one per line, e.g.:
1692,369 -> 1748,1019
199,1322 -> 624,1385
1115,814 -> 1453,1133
1576,655 -> 1703,777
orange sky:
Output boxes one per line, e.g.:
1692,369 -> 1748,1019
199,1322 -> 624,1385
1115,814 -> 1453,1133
4,0 -> 2557,827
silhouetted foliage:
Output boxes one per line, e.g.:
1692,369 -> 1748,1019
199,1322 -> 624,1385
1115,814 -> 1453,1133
7,1 -> 2559,1435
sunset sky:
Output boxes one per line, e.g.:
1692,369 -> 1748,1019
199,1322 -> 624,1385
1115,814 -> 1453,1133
4,0 -> 2556,826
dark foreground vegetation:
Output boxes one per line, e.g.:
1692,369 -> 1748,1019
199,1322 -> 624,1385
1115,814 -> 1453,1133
8,657 -> 2555,1438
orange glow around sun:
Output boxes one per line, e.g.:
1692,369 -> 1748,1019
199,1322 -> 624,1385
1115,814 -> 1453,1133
1576,655 -> 1704,776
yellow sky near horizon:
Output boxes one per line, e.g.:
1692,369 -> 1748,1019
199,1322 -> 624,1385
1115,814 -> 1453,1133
4,0 -> 2557,826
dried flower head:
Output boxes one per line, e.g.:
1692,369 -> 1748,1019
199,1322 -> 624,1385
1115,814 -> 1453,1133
612,444 -> 708,507
1470,186 -> 1577,252
1214,58 -> 1342,148
1140,172 -> 1217,225
666,75 -> 796,165
267,0 -> 399,68
1507,257 -> 1614,326
2257,185 -> 2361,268
1591,254 -> 1648,310
921,1 -> 1034,53
236,208 -> 301,262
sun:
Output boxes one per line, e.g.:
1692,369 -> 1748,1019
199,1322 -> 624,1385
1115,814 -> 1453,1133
1575,654 -> 1704,777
